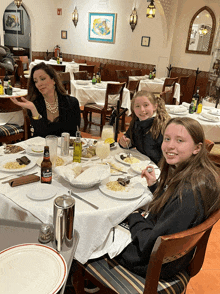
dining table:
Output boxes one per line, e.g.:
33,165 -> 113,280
0,136 -> 158,267
71,80 -> 131,115
129,75 -> 181,103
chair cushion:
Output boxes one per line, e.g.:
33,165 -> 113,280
0,124 -> 24,137
82,257 -> 190,294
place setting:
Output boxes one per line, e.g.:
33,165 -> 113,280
198,111 -> 220,122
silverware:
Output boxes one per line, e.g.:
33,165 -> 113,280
70,190 -> 99,210
1,172 -> 38,184
107,163 -> 127,174
125,140 -> 131,158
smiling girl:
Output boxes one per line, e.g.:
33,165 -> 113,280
119,90 -> 170,164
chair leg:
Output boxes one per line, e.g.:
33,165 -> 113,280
83,110 -> 89,132
71,264 -> 85,294
100,113 -> 106,136
121,113 -> 126,132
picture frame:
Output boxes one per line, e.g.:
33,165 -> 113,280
3,10 -> 24,35
61,30 -> 67,39
88,12 -> 117,43
141,36 -> 150,47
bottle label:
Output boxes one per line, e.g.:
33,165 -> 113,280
41,170 -> 52,182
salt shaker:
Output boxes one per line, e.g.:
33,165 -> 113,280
38,223 -> 52,244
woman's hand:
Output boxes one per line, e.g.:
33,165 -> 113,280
10,97 -> 39,117
119,135 -> 131,148
141,165 -> 157,187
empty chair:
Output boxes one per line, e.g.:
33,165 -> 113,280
160,77 -> 179,105
115,70 -> 130,85
79,65 -> 95,79
130,69 -> 143,76
73,209 -> 220,294
178,76 -> 190,104
127,80 -> 140,100
49,64 -> 66,72
73,71 -> 88,80
83,82 -> 126,135
16,59 -> 28,89
58,72 -> 71,94
205,139 -> 214,153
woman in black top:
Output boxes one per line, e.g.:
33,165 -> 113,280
116,117 -> 220,279
10,62 -> 81,137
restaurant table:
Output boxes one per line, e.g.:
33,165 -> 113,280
166,104 -> 220,143
132,77 -> 180,103
0,88 -> 28,126
0,136 -> 155,264
0,218 -> 78,294
71,80 -> 131,115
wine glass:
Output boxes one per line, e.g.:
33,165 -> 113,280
96,140 -> 110,163
101,125 -> 114,142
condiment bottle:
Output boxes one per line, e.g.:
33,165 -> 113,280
41,146 -> 52,184
92,73 -> 97,84
197,99 -> 203,114
4,72 -> 9,94
189,98 -> 195,114
192,86 -> 200,112
7,80 -> 13,95
59,52 -> 63,64
73,129 -> 82,162
0,80 -> 4,95
57,51 -> 60,64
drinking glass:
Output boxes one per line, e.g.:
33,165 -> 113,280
45,135 -> 58,167
96,140 -> 110,162
101,125 -> 114,141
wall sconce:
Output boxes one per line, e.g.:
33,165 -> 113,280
146,0 -> 156,18
72,7 -> 78,27
130,8 -> 138,32
199,25 -> 208,35
14,0 -> 22,8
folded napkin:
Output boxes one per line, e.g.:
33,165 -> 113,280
167,106 -> 188,114
182,102 -> 190,109
8,174 -> 40,187
208,109 -> 220,116
201,112 -> 219,122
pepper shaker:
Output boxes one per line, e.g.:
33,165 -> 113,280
38,224 -> 52,244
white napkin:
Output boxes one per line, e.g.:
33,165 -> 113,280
201,112 -> 219,121
167,106 -> 188,114
208,109 -> 220,116
182,102 -> 190,109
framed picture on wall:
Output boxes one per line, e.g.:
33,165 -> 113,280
141,36 -> 150,47
61,30 -> 67,39
3,10 -> 24,35
88,12 -> 117,43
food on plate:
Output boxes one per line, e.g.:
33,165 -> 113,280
56,156 -> 65,166
82,146 -> 96,158
104,138 -> 115,148
69,138 -> 85,147
4,145 -> 24,154
106,162 -> 124,174
123,156 -> 140,164
16,156 -> 31,165
31,145 -> 44,153
106,181 -> 127,192
3,161 -> 26,169
117,177 -> 130,186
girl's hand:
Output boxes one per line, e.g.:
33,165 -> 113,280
141,165 -> 157,187
119,135 -> 131,148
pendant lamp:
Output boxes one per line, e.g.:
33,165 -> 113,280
130,8 -> 138,32
14,0 -> 22,8
146,0 -> 156,18
72,7 -> 78,27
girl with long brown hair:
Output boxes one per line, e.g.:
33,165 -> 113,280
116,117 -> 220,279
119,90 -> 170,164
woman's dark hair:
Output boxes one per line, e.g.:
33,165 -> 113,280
149,117 -> 220,218
27,62 -> 66,101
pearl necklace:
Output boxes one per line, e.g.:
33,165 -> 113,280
45,94 -> 58,114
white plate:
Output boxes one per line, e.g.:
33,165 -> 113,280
0,155 -> 36,173
115,152 -> 149,166
208,109 -> 220,116
81,155 -> 99,161
0,243 -> 67,294
26,184 -> 58,200
99,181 -> 144,200
0,145 -> 25,156
26,144 -> 44,156
58,137 -> 87,149
36,156 -> 72,167
169,111 -> 188,116
131,160 -> 151,174
198,115 -> 217,122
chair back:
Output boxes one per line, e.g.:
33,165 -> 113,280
19,55 -> 29,71
162,77 -> 179,92
178,76 -> 189,103
127,80 -> 140,99
160,77 -> 178,105
58,72 -> 71,94
144,209 -> 220,294
49,64 -> 66,72
130,69 -> 143,76
205,139 -> 214,153
15,59 -> 28,89
104,82 -> 126,111
79,65 -> 95,79
115,70 -> 130,85
73,71 -> 88,80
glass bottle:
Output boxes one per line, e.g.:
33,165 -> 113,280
41,146 -> 52,184
149,71 -> 152,79
73,130 -> 82,163
57,51 -> 60,64
4,72 -> 9,94
189,98 -> 195,114
0,80 -> 4,95
7,80 -> 13,95
197,99 -> 203,114
96,72 -> 100,83
192,86 -> 200,112
92,73 -> 97,84
59,52 -> 63,64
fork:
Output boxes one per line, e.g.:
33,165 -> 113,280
125,140 -> 131,158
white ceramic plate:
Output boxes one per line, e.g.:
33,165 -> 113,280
58,137 -> 87,149
26,144 -> 44,156
81,155 -> 99,161
198,115 -> 217,122
208,109 -> 220,116
26,184 -> 58,200
76,80 -> 89,85
99,181 -> 144,200
0,145 -> 25,156
115,152 -> 149,166
131,160 -> 151,174
0,243 -> 67,294
36,156 -> 72,167
0,155 -> 36,173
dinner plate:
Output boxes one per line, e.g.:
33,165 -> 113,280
208,109 -> 220,116
0,243 -> 67,294
130,160 -> 151,174
36,156 -> 72,167
198,115 -> 217,122
0,154 -> 36,173
115,152 -> 149,166
26,184 -> 58,200
0,145 -> 25,156
58,137 -> 87,149
99,181 -> 144,200
26,144 -> 44,156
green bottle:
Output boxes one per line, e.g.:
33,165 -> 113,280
73,130 -> 82,163
92,73 -> 97,84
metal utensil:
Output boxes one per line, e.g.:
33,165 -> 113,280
125,140 -> 131,158
70,190 -> 99,210
1,172 -> 38,184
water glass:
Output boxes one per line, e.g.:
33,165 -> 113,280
46,135 -> 58,167
101,125 -> 114,141
96,140 -> 110,162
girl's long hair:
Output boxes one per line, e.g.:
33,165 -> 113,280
27,62 -> 67,101
128,90 -> 170,142
149,117 -> 220,218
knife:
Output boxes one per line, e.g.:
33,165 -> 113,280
70,190 -> 99,210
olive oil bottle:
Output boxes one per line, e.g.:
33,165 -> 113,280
73,129 -> 82,163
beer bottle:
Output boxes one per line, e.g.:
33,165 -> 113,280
41,146 -> 52,184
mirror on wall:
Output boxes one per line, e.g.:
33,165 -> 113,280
185,6 -> 216,55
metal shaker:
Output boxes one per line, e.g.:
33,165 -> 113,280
53,195 -> 75,252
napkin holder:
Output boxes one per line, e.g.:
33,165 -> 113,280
7,174 -> 40,187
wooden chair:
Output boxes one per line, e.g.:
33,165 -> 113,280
49,64 -> 66,72
205,139 -> 214,153
73,209 -> 220,294
79,65 -> 95,79
0,98 -> 31,143
178,76 -> 189,104
58,72 -> 71,94
73,71 -> 88,80
130,69 -> 143,76
160,77 -> 179,105
127,80 -> 140,100
83,82 -> 126,135
115,70 -> 130,85
16,59 -> 28,89
19,56 -> 29,75
0,75 -> 15,88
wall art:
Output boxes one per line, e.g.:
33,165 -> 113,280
3,10 -> 24,35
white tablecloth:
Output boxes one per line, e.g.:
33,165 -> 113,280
138,78 -> 180,103
71,81 -> 131,115
0,137 -> 153,263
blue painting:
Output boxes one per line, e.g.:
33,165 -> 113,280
88,13 -> 117,43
